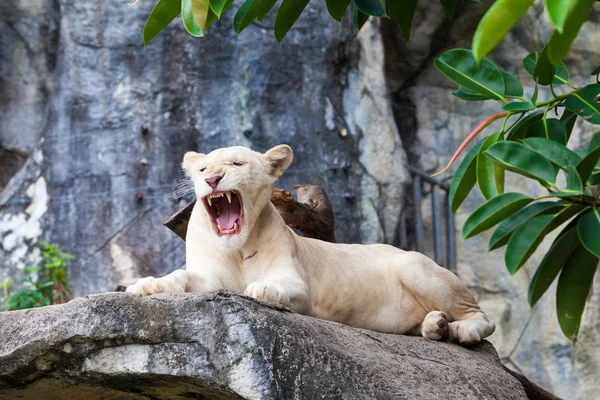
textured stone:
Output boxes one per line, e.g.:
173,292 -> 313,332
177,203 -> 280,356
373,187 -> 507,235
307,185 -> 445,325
1,0 -> 599,398
0,1 -> 407,294
0,291 -> 530,399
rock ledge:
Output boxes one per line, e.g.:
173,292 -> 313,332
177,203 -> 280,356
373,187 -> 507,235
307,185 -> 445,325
1,291 -> 546,399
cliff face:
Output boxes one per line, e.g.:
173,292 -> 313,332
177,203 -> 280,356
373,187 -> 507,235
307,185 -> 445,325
1,1 -> 599,398
0,0 -> 407,294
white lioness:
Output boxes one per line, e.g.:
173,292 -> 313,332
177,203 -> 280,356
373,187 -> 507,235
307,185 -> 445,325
127,145 -> 495,345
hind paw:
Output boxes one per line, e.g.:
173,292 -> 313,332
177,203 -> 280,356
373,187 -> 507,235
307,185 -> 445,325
421,311 -> 449,341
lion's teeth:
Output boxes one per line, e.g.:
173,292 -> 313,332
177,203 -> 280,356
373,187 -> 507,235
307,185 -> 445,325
226,192 -> 232,203
234,222 -> 238,231
217,224 -> 223,232
207,196 -> 212,206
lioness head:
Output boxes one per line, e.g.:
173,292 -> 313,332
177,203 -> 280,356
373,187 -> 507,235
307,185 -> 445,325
182,145 -> 293,247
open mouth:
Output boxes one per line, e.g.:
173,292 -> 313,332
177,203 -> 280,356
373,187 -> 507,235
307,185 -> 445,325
202,191 -> 243,236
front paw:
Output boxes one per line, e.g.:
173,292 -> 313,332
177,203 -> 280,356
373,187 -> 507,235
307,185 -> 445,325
244,281 -> 291,307
125,276 -> 185,296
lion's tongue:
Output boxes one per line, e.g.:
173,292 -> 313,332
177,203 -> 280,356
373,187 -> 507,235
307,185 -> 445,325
216,199 -> 240,229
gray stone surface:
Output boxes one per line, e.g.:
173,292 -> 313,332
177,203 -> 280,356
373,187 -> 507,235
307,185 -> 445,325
0,291 -> 530,400
1,0 -> 599,398
0,0 -> 406,296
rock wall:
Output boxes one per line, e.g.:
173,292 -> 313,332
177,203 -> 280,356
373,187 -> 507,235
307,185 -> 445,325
1,0 -> 599,398
0,0 -> 407,295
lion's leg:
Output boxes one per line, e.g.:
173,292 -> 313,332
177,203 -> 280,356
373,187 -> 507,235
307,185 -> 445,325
244,267 -> 312,314
126,269 -> 221,296
447,309 -> 496,345
394,251 -> 495,345
417,310 -> 450,341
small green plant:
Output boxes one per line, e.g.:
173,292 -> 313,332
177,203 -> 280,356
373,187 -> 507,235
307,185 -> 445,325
1,242 -> 74,311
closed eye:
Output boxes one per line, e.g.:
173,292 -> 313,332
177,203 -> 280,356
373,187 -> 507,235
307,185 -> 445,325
233,161 -> 245,167
200,167 -> 206,172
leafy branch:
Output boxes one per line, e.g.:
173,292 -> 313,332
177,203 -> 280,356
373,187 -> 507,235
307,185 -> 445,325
435,45 -> 599,342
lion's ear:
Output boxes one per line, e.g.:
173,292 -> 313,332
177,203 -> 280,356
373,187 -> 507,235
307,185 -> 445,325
264,145 -> 293,178
182,151 -> 205,178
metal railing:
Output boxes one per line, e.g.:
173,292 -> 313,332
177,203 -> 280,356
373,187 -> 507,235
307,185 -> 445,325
399,166 -> 457,272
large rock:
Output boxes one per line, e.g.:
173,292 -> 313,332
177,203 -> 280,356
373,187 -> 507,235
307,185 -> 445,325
0,291 -> 544,399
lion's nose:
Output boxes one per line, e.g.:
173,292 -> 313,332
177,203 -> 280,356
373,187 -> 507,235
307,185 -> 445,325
205,175 -> 223,189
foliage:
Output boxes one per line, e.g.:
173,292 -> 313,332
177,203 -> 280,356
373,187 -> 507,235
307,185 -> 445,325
436,46 -> 599,342
136,0 -> 491,46
1,242 -> 74,311
136,0 -> 599,48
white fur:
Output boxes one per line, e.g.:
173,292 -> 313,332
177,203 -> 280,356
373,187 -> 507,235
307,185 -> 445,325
127,145 -> 495,345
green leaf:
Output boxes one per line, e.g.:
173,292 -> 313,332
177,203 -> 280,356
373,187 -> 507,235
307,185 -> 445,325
576,144 -> 600,183
390,0 -> 418,41
192,0 -> 210,31
489,202 -> 564,251
440,0 -> 458,18
506,110 -> 544,140
434,49 -> 506,101
589,171 -> 600,185
452,87 -> 492,101
207,0 -> 234,27
182,1 -> 203,36
503,102 -> 534,112
274,0 -> 310,43
561,109 -> 578,141
534,47 -> 556,86
477,132 -> 503,200
485,141 -> 559,184
257,0 -> 279,22
557,245 -> 598,342
142,0 -> 181,47
355,0 -> 385,16
326,0 -> 352,22
521,137 -> 581,168
592,66 -> 600,76
546,0 -> 595,66
578,209 -> 600,258
528,225 -> 579,306
589,131 -> 600,152
565,165 -> 584,192
505,205 -> 585,274
502,71 -> 524,97
462,193 -> 534,239
526,119 -> 567,144
551,191 -> 598,202
206,7 -> 218,28
234,0 -> 257,34
472,0 -> 534,62
506,215 -> 555,274
523,52 -> 569,85
352,4 -> 369,30
210,0 -> 228,17
531,80 -> 539,105
564,84 -> 600,125
544,0 -> 573,33
449,140 -> 485,213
